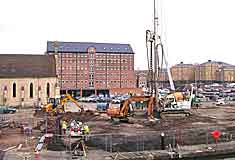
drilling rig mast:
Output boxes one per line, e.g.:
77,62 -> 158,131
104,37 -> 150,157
146,0 -> 175,103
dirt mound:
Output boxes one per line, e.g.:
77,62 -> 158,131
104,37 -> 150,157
61,111 -> 97,122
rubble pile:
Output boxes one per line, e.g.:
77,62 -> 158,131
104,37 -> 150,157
34,111 -> 97,134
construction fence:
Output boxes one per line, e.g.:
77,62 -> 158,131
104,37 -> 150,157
44,126 -> 235,153
84,128 -> 235,153
2,126 -> 235,159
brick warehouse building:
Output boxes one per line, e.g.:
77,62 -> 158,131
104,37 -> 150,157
46,41 -> 136,96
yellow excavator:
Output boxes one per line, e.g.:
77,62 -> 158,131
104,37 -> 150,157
43,94 -> 83,116
107,96 -> 156,122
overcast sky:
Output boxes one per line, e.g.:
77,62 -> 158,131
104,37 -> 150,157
0,0 -> 235,69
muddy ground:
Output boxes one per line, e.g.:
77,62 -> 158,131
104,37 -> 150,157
1,102 -> 235,153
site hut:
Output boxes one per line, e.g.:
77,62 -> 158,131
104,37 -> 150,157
46,41 -> 139,97
0,54 -> 58,107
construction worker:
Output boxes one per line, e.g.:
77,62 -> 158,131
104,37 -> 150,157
82,124 -> 90,134
61,120 -> 67,135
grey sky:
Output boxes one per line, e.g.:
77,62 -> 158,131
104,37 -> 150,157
0,0 -> 235,69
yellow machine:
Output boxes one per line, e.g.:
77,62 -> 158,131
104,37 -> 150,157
107,96 -> 156,121
43,94 -> 83,115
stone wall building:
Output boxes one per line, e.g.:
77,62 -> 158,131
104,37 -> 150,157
199,60 -> 230,82
170,62 -> 195,82
136,61 -> 235,86
222,66 -> 235,82
170,60 -> 235,84
0,55 -> 58,107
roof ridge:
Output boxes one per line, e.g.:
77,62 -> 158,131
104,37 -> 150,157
0,54 -> 49,56
47,41 -> 134,54
47,41 -> 131,45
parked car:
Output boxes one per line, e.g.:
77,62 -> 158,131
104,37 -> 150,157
216,98 -> 225,105
78,97 -> 87,102
86,95 -> 98,103
0,106 -> 17,114
97,97 -> 111,103
111,99 -> 121,104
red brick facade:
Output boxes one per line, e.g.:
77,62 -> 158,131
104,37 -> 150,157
50,44 -> 135,91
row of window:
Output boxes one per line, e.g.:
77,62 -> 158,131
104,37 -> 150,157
59,66 -> 133,71
60,74 -> 129,79
96,80 -> 133,84
59,80 -> 133,84
10,83 -> 50,98
96,59 -> 131,64
60,54 -> 87,58
96,66 -> 132,71
59,54 -> 133,59
57,58 -> 133,64
96,74 -> 129,78
59,80 -> 88,84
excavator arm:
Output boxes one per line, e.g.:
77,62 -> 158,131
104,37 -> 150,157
61,94 -> 83,112
43,94 -> 82,116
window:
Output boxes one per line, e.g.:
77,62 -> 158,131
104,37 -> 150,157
13,83 -> 16,98
89,81 -> 94,87
47,83 -> 50,97
30,83 -> 33,98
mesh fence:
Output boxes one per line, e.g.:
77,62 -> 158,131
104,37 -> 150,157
44,127 -> 235,153
2,127 -> 235,160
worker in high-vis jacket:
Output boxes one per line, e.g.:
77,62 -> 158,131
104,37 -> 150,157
61,120 -> 67,135
82,124 -> 90,135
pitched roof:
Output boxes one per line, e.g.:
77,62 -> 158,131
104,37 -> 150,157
0,54 -> 56,78
173,63 -> 194,67
201,60 -> 231,66
46,41 -> 134,54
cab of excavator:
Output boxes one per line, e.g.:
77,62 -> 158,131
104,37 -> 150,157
48,98 -> 60,109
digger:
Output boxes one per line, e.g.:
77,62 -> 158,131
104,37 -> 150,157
43,94 -> 83,116
107,96 -> 157,122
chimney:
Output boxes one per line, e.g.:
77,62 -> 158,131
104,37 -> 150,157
208,60 -> 211,62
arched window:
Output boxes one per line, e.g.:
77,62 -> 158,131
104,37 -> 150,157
13,83 -> 16,98
30,83 -> 33,98
46,83 -> 50,97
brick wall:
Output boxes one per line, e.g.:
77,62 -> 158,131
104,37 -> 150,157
53,51 -> 135,90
